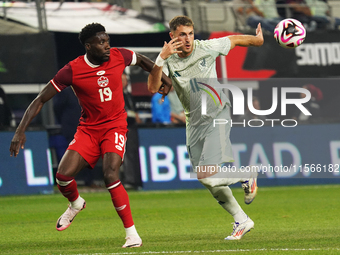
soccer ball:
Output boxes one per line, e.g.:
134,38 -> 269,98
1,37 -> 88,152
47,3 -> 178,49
274,18 -> 306,49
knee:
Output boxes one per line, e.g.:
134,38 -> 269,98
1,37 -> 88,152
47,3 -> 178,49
198,177 -> 218,189
199,178 -> 232,203
57,164 -> 69,176
103,165 -> 120,183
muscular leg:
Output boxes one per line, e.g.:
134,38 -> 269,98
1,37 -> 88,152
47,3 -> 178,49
55,150 -> 89,231
58,149 -> 89,177
56,150 -> 89,208
103,152 -> 140,239
102,152 -> 121,185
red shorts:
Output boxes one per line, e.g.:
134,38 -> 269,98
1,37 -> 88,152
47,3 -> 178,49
67,123 -> 128,168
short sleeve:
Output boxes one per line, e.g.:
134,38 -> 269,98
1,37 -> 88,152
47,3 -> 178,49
50,63 -> 73,92
117,48 -> 135,66
199,37 -> 231,57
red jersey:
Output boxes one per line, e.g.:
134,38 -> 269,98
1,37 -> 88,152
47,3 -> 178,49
51,48 -> 135,127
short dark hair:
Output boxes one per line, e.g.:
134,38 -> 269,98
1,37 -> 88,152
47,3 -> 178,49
169,16 -> 194,32
79,23 -> 106,45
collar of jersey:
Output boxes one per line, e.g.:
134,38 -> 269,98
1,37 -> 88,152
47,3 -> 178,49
84,54 -> 100,68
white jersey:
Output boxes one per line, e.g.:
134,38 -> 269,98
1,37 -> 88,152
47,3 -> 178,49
163,37 -> 231,129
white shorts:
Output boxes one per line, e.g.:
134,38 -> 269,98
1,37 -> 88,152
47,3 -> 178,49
186,107 -> 234,169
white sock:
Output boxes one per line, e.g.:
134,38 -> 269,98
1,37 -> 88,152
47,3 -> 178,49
70,196 -> 84,210
125,225 -> 139,238
209,186 -> 242,215
208,186 -> 248,223
199,173 -> 251,224
232,209 -> 248,223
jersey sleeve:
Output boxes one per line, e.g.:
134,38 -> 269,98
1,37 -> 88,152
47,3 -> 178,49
199,37 -> 231,57
117,48 -> 136,66
50,63 -> 73,92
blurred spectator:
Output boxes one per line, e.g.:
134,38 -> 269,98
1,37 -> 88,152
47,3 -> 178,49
233,0 -> 280,32
122,72 -> 141,125
284,0 -> 329,30
292,84 -> 323,121
120,72 -> 142,190
306,0 -> 340,29
0,85 -> 13,128
151,92 -> 171,124
254,0 -> 283,25
276,0 -> 287,18
168,87 -> 186,124
53,87 -> 81,147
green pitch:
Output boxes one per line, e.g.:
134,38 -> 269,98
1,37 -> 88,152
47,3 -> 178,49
0,185 -> 339,255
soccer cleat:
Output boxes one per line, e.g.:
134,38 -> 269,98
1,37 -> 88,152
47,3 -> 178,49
225,217 -> 254,240
242,170 -> 258,205
122,236 -> 143,248
56,198 -> 86,231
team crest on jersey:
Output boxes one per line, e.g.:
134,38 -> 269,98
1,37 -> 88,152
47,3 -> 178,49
96,70 -> 105,75
98,76 -> 109,87
199,58 -> 207,71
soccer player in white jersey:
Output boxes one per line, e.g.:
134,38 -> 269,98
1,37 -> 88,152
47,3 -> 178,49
148,16 -> 263,240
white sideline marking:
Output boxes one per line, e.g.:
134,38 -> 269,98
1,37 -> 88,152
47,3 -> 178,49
77,247 -> 340,255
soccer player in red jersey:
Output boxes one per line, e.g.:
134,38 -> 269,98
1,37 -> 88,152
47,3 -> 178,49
9,23 -> 171,248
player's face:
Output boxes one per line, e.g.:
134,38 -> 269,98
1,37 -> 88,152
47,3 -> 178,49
86,32 -> 111,65
170,25 -> 194,57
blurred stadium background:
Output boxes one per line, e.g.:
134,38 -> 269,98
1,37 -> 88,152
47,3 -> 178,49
1,0 -> 340,195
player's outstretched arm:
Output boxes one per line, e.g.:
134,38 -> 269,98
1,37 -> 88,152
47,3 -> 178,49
147,38 -> 183,94
135,52 -> 172,99
148,64 -> 163,94
228,23 -> 264,50
9,82 -> 57,157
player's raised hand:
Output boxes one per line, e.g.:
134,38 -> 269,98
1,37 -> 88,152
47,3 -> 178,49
10,132 -> 26,157
160,38 -> 183,60
255,23 -> 264,46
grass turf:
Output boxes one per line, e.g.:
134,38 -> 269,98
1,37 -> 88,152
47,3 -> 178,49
0,185 -> 339,254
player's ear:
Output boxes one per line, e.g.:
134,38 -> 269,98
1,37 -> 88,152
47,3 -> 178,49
85,43 -> 91,51
169,32 -> 174,39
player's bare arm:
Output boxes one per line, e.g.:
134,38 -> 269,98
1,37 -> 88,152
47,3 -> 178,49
228,23 -> 264,50
135,52 -> 172,99
9,82 -> 57,157
147,64 -> 163,94
248,0 -> 264,17
147,38 -> 182,94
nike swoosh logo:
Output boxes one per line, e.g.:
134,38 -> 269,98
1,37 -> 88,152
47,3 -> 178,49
56,218 -> 62,228
115,205 -> 126,211
126,243 -> 141,247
